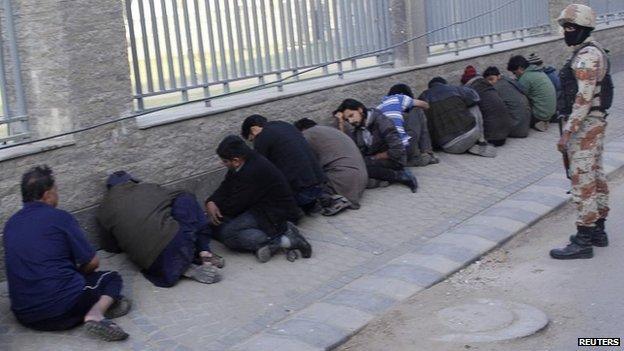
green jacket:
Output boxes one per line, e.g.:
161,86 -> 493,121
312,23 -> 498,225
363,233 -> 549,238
517,65 -> 557,121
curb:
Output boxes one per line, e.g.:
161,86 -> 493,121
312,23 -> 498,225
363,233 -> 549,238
229,139 -> 624,351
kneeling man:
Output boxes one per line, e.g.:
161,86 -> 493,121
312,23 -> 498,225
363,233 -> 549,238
97,171 -> 223,287
206,135 -> 312,262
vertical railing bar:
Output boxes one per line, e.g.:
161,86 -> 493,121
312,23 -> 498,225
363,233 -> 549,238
160,0 -> 177,89
309,0 -> 321,65
361,0 -> 373,57
339,0 -> 349,59
269,0 -> 284,90
203,0 -> 220,82
125,0 -> 145,110
148,0 -> 166,91
241,0 -> 257,75
260,0 -> 273,71
233,0 -> 247,77
301,0 -> 313,64
213,0 -> 230,91
192,0 -> 210,99
349,0 -> 357,67
331,0 -> 344,77
285,0 -> 300,77
137,0 -> 155,92
171,0 -> 189,100
277,0 -> 291,70
181,0 -> 198,87
0,19 -> 12,120
317,0 -> 329,74
250,0 -> 265,83
223,1 -> 239,79
293,0 -> 306,65
323,0 -> 335,66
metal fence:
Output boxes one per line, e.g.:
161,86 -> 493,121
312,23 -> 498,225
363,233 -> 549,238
425,0 -> 551,55
124,0 -> 393,111
0,0 -> 28,147
588,0 -> 624,24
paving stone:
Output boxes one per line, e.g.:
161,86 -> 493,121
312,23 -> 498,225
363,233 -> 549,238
511,192 -> 568,207
374,264 -> 445,288
495,200 -> 553,217
464,216 -> 527,233
344,275 -> 424,300
481,207 -> 541,225
295,302 -> 374,332
429,233 -> 498,253
445,224 -> 512,243
389,253 -> 461,275
323,289 -> 397,314
416,242 -> 481,264
267,319 -> 348,349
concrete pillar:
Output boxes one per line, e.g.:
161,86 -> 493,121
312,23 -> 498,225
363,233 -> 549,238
390,0 -> 428,67
12,0 -> 133,140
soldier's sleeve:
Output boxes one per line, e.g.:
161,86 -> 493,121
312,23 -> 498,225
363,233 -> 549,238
564,47 -> 602,134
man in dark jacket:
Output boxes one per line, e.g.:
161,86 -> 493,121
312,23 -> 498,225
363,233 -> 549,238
461,65 -> 513,146
334,98 -> 418,193
241,115 -> 325,214
484,66 -> 532,138
419,77 -> 497,157
206,135 -> 312,263
97,171 -> 223,287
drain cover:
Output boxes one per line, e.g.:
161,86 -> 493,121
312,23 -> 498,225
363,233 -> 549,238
435,299 -> 549,342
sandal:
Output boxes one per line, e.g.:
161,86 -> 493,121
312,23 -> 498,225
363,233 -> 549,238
104,296 -> 132,319
199,253 -> 225,268
321,195 -> 352,216
84,319 -> 129,341
183,264 -> 221,284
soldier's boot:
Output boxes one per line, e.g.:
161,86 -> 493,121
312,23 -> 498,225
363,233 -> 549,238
550,226 -> 594,260
569,218 -> 609,247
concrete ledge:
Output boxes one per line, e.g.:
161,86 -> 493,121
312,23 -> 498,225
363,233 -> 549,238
229,136 -> 624,351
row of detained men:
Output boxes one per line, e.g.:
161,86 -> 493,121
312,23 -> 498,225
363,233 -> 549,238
1,52 -> 559,341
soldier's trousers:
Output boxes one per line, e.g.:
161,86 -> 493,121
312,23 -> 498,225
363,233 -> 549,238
567,116 -> 609,226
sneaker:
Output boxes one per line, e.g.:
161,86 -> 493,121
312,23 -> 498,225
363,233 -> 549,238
533,121 -> 549,132
285,223 -> 312,258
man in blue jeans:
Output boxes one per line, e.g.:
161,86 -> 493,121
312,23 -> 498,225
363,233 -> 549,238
3,165 -> 130,341
206,135 -> 312,263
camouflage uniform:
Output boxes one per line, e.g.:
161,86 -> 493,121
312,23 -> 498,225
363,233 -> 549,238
564,39 -> 609,227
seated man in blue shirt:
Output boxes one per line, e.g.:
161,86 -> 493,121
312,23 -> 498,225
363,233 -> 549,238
3,165 -> 130,341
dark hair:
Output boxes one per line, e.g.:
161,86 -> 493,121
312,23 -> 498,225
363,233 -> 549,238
387,83 -> 414,98
428,77 -> 447,88
241,114 -> 268,140
507,55 -> 529,72
21,165 -> 55,202
217,135 -> 252,160
294,118 -> 317,131
483,66 -> 501,78
336,98 -> 366,113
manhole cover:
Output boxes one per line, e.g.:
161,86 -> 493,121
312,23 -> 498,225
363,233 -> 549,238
435,299 -> 549,343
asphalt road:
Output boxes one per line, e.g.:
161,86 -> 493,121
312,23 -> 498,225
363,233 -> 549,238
338,173 -> 624,351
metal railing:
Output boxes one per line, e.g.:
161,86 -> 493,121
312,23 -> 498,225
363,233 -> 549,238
124,0 -> 393,111
588,0 -> 624,24
0,0 -> 28,147
425,0 -> 551,55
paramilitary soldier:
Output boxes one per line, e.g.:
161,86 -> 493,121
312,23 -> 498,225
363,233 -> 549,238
551,4 -> 614,260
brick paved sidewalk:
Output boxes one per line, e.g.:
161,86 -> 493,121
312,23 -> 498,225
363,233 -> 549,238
2,72 -> 624,351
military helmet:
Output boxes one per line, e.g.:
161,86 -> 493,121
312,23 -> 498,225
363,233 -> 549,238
557,4 -> 597,28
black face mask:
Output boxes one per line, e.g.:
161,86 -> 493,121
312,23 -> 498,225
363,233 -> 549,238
564,24 -> 593,46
